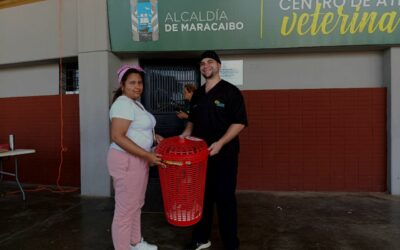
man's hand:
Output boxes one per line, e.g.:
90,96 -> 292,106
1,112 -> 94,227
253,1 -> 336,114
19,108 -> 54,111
207,124 -> 245,156
208,141 -> 224,156
180,122 -> 193,138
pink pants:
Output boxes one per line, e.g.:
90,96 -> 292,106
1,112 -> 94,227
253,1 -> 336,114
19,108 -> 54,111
107,148 -> 149,250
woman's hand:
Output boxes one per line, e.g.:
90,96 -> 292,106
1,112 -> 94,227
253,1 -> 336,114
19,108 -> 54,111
176,111 -> 189,120
154,134 -> 164,145
145,152 -> 166,168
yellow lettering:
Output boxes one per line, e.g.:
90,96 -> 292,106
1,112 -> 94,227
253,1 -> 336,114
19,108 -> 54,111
337,6 -> 348,34
281,13 -> 297,36
349,6 -> 361,34
378,12 -> 400,33
321,12 -> 336,35
297,13 -> 311,35
310,3 -> 322,36
355,12 -> 378,33
279,5 -> 400,37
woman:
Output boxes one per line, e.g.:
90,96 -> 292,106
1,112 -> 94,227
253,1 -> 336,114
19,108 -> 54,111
176,83 -> 197,120
107,64 -> 164,250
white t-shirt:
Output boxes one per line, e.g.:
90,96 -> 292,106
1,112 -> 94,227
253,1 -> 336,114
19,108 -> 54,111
109,95 -> 156,152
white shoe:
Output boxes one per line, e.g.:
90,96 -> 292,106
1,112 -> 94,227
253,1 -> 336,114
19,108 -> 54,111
184,240 -> 211,250
131,238 -> 158,250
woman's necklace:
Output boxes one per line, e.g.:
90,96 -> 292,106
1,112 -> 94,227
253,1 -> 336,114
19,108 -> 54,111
133,100 -> 144,111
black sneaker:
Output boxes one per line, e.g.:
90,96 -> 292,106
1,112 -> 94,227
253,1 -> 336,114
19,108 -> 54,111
184,240 -> 211,250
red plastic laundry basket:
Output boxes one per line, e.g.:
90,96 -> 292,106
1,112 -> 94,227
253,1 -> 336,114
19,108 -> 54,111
155,136 -> 208,227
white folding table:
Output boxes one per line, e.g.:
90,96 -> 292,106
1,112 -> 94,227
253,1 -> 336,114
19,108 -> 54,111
0,149 -> 36,200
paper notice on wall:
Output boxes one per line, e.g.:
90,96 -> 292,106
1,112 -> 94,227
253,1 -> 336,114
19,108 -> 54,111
220,60 -> 243,86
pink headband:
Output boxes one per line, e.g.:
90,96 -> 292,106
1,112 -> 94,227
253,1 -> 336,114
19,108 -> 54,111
117,64 -> 145,83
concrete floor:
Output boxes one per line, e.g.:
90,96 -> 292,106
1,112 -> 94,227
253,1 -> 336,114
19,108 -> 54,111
1,183 -> 400,250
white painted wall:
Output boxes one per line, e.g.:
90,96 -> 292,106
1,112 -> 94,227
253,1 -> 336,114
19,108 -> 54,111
79,51 -> 115,197
78,0 -> 110,53
0,0 -> 78,65
125,51 -> 383,90
221,51 -> 383,90
78,0 -> 115,197
0,63 -> 59,97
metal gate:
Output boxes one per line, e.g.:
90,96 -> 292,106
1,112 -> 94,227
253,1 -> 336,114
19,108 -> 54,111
142,63 -> 200,137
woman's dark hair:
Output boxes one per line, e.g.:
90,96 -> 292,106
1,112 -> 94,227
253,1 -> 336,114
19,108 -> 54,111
112,68 -> 145,103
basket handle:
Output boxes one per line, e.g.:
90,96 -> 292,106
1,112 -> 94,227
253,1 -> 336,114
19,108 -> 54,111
162,160 -> 183,166
161,160 -> 192,166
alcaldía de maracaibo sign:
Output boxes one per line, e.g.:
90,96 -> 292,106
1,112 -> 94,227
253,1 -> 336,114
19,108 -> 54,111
107,0 -> 400,51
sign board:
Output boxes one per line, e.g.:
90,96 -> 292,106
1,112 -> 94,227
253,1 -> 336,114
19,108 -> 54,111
107,0 -> 400,51
220,60 -> 243,86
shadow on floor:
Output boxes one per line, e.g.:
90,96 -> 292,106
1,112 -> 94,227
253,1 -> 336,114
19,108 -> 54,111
1,184 -> 400,250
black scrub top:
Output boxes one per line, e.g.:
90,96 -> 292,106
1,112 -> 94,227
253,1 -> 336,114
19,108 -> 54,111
189,80 -> 248,156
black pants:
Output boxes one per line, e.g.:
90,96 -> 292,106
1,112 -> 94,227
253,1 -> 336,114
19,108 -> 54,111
192,153 -> 239,250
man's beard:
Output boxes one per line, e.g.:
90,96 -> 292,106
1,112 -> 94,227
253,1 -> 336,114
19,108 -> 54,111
202,71 -> 214,79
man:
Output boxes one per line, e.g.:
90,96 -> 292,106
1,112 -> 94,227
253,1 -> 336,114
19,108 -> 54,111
182,51 -> 248,250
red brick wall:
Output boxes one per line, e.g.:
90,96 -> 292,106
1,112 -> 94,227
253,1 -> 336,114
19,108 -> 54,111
0,95 -> 80,187
0,89 -> 386,191
239,88 -> 387,192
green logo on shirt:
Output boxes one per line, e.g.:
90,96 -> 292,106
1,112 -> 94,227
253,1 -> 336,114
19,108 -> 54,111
214,100 -> 225,108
